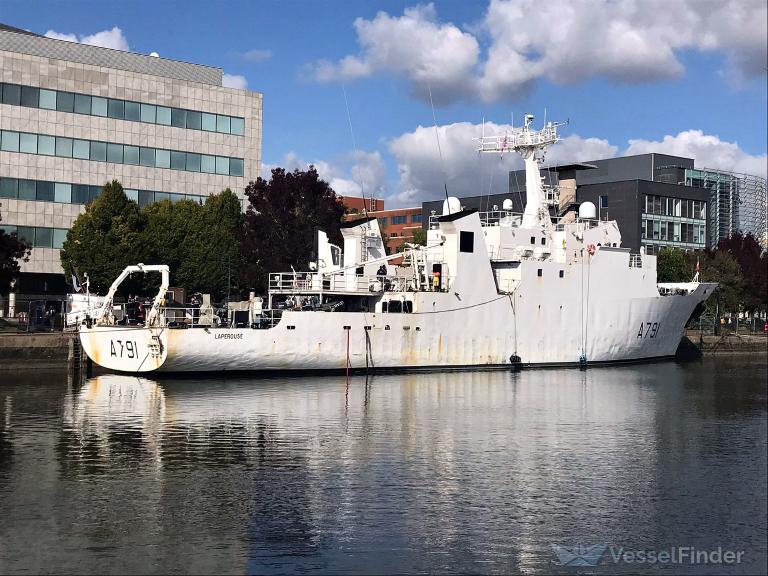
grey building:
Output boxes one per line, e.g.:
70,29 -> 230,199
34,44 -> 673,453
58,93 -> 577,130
0,23 -> 262,302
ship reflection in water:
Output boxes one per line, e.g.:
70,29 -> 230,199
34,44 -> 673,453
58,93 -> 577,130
0,358 -> 765,574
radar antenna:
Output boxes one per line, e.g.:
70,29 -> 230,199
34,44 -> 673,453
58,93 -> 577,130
475,114 -> 567,229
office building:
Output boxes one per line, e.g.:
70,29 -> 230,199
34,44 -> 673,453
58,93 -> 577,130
0,23 -> 262,304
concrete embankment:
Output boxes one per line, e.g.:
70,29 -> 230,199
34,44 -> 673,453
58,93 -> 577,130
694,334 -> 768,355
0,332 -> 77,370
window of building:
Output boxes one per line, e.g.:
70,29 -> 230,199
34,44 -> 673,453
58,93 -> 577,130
55,137 -> 73,158
54,183 -> 71,203
156,106 -> 171,125
107,143 -> 124,164
72,184 -> 90,204
90,141 -> 107,161
1,83 -> 21,105
107,98 -> 124,119
36,181 -> 54,202
91,96 -> 108,117
216,115 -> 231,133
56,91 -> 74,113
171,151 -> 186,171
215,156 -> 230,175
0,178 -> 17,198
378,217 -> 387,225
124,189 -> 139,203
411,214 -> 422,223
231,117 -> 245,136
139,147 -> 155,167
230,158 -> 244,177
201,155 -> 216,173
19,180 -> 36,200
39,89 -> 56,110
460,231 -> 474,253
186,153 -> 201,172
20,86 -> 39,108
124,146 -> 140,165
171,108 -> 186,128
140,103 -> 156,123
72,139 -> 90,160
599,195 -> 608,208
52,229 -> 67,249
392,215 -> 407,224
202,113 -> 216,132
19,133 -> 37,154
125,101 -> 141,121
155,149 -> 171,169
1,131 -> 19,152
37,135 -> 55,156
186,110 -> 202,130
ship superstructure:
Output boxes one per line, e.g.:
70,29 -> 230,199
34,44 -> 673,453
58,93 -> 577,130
79,116 -> 715,373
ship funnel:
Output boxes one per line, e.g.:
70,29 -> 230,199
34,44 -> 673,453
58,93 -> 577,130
578,201 -> 597,219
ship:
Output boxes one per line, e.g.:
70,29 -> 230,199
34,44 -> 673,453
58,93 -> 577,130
78,115 -> 715,373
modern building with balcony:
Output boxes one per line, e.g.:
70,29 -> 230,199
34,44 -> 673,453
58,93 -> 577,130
0,23 -> 262,305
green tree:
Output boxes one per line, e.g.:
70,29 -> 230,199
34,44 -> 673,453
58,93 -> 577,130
241,167 -> 345,292
396,227 -> 428,253
139,190 -> 242,300
60,180 -> 143,294
656,247 -> 693,282
701,249 -> 743,313
0,210 -> 30,294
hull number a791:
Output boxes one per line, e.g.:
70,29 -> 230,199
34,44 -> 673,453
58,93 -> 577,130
637,322 -> 660,339
110,339 -> 138,358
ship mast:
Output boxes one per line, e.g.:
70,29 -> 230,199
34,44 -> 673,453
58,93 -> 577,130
476,114 -> 564,230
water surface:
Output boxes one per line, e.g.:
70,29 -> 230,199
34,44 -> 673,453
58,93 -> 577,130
0,357 -> 766,574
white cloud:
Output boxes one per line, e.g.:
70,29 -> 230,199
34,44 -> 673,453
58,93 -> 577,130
386,121 -> 619,205
311,3 -> 480,103
625,130 -> 767,178
44,26 -> 130,51
309,0 -> 767,104
261,151 -> 388,199
222,73 -> 248,89
242,49 -> 273,63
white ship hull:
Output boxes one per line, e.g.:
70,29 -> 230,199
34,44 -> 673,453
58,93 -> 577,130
79,280 -> 714,373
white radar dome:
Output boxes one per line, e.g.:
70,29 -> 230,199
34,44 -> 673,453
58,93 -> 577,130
149,52 -> 160,58
502,198 -> 514,211
442,196 -> 462,215
578,201 -> 597,219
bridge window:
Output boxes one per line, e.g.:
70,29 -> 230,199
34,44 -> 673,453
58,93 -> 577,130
460,231 -> 474,253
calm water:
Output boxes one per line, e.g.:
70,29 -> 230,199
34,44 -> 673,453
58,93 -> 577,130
0,357 -> 766,575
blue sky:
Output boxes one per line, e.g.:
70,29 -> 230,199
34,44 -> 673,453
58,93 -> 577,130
3,0 -> 767,206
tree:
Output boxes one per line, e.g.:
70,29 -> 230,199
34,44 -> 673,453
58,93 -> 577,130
715,232 -> 767,313
60,180 -> 144,294
0,210 -> 30,294
396,227 -> 428,253
656,247 -> 693,282
701,249 -> 743,313
241,167 -> 345,292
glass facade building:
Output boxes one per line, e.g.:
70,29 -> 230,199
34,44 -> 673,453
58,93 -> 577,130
0,24 -> 262,297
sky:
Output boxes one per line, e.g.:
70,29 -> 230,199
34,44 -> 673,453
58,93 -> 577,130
3,0 -> 767,207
